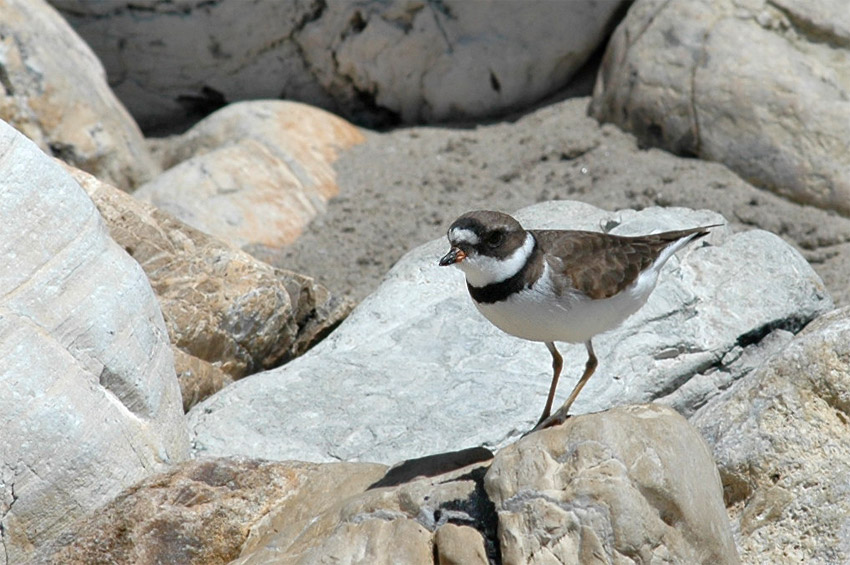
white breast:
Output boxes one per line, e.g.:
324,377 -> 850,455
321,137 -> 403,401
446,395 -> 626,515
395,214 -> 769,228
473,262 -> 662,344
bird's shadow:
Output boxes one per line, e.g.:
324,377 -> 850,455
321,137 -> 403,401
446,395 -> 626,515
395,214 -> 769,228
367,445 -> 495,489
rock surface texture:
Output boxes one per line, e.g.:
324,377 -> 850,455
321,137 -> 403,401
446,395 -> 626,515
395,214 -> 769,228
0,122 -> 188,564
34,458 -> 386,565
693,306 -> 850,564
0,0 -> 157,188
136,101 -> 364,249
66,164 -> 351,410
591,0 -> 850,216
38,407 -> 738,564
51,0 -> 626,130
188,201 -> 832,464
486,404 -> 739,564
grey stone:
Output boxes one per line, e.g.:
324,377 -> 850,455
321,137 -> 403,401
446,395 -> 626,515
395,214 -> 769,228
0,122 -> 188,564
65,163 -> 351,410
485,404 -> 739,564
51,0 -> 626,130
692,306 -> 850,564
187,201 -> 831,464
135,100 -> 365,250
591,0 -> 850,216
0,0 -> 157,188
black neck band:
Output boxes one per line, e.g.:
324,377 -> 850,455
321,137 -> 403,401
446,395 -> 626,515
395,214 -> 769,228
467,239 -> 538,304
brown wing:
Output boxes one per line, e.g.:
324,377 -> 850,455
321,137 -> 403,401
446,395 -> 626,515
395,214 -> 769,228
532,226 -> 716,299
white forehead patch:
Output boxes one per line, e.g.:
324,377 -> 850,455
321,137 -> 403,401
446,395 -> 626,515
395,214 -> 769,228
449,227 -> 479,246
459,232 -> 535,287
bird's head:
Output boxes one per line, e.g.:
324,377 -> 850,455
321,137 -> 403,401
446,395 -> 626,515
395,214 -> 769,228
439,211 -> 533,287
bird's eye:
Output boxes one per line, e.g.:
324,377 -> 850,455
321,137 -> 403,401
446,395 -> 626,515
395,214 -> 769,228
485,231 -> 504,247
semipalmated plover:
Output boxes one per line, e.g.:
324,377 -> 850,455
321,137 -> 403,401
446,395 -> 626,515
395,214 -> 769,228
439,210 -> 718,431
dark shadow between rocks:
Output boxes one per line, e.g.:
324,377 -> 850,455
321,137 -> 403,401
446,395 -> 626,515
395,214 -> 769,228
367,446 -> 494,489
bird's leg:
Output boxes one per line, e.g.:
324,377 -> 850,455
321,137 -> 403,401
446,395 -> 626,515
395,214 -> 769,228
535,341 -> 563,427
532,340 -> 598,432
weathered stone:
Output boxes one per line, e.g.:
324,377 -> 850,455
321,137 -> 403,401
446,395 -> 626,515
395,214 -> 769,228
171,348 -> 234,413
485,404 -> 739,564
296,0 -> 627,124
0,0 -> 157,188
135,101 -> 364,249
591,0 -> 850,216
0,121 -> 187,563
434,523 -> 489,565
34,458 -> 386,565
692,306 -> 850,564
187,201 -> 831,464
233,456 -> 493,565
66,164 -> 351,409
52,0 -> 625,129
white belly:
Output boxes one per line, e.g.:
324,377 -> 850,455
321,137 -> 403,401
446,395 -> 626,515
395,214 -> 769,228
473,265 -> 659,344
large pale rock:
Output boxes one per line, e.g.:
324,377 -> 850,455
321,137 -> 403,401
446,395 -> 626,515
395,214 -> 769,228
486,404 -> 739,564
66,164 -> 351,410
692,307 -> 850,564
0,123 -> 188,563
0,0 -> 157,188
591,0 -> 850,216
136,101 -> 364,249
34,457 -> 386,565
52,0 -> 625,129
188,201 -> 831,464
296,0 -> 627,124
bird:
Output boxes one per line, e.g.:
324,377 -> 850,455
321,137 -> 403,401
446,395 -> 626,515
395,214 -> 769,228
438,210 -> 719,431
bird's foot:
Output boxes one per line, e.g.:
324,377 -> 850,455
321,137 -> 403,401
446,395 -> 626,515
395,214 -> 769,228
524,407 -> 572,437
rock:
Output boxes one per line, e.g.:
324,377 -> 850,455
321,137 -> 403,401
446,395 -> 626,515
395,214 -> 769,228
232,454 -> 492,565
51,0 -> 626,130
0,122 -> 187,563
0,0 -> 157,188
187,201 -> 832,464
434,523 -> 489,565
65,164 -> 351,410
135,101 -> 364,249
485,404 -> 739,564
47,407 -> 738,563
34,457 -> 387,565
691,306 -> 850,563
295,0 -> 627,124
590,0 -> 850,216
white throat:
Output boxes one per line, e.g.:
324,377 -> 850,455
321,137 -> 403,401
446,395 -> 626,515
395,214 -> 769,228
458,232 -> 535,287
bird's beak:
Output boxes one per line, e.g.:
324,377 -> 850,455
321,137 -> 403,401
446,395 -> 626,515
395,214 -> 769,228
439,247 -> 466,266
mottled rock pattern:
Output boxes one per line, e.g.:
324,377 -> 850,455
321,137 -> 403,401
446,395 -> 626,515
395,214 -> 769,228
486,404 -> 739,564
136,101 -> 364,249
591,0 -> 850,216
53,407 -> 738,564
52,0 -> 625,130
0,0 -> 157,188
233,455 -> 493,565
0,121 -> 187,564
693,307 -> 850,564
67,165 -> 351,410
34,458 -> 386,565
187,202 -> 832,464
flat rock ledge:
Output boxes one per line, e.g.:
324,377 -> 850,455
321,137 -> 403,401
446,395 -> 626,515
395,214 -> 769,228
187,200 -> 832,464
